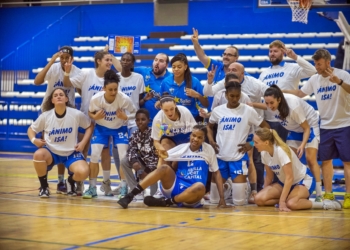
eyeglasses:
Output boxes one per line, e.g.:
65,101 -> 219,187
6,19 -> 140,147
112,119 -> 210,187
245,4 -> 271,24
222,53 -> 237,57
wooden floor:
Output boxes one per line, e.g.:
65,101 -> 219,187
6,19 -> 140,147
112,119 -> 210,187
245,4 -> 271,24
0,153 -> 350,250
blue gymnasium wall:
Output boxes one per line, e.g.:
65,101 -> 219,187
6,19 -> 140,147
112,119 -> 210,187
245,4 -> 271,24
1,0 -> 349,59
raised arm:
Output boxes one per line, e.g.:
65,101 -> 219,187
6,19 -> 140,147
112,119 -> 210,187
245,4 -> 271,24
282,89 -> 307,98
34,51 -> 62,85
191,28 -> 210,67
283,48 -> 316,78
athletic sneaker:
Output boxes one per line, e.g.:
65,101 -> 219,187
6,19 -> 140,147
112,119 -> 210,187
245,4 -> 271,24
101,179 -> 114,196
117,193 -> 134,209
134,191 -> 144,201
343,193 -> 350,209
118,184 -> 128,199
111,186 -> 121,196
56,182 -> 67,194
315,196 -> 323,202
66,179 -> 77,196
144,196 -> 168,207
153,189 -> 164,198
76,181 -> 85,196
39,187 -> 50,198
323,192 -> 335,200
248,190 -> 257,204
82,186 -> 97,199
323,199 -> 342,210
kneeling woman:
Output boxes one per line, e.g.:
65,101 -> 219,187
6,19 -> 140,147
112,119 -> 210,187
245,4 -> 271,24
254,128 -> 342,211
28,88 -> 93,197
117,125 -> 230,209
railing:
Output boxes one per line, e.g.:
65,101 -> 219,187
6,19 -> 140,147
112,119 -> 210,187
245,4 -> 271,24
0,5 -> 81,93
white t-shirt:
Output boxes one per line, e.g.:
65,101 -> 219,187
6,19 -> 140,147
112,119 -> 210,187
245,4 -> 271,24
31,107 -> 91,156
211,89 -> 251,110
261,144 -> 306,184
259,57 -> 316,121
301,68 -> 350,129
89,91 -> 136,129
209,103 -> 263,161
41,63 -> 81,111
165,142 -> 219,172
118,72 -> 145,128
266,94 -> 319,133
151,105 -> 196,141
70,69 -> 104,116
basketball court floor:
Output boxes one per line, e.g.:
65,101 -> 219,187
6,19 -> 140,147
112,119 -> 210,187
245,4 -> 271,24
0,152 -> 349,249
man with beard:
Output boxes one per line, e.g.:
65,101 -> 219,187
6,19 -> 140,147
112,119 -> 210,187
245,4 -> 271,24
258,40 -> 316,142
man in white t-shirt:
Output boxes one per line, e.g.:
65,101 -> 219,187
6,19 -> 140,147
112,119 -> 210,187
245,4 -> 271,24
285,49 -> 350,208
259,40 -> 316,141
34,46 -> 81,194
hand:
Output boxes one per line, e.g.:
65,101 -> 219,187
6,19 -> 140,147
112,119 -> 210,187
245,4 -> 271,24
64,56 -> 73,75
209,140 -> 220,154
132,162 -> 142,171
191,27 -> 199,44
185,88 -> 199,98
154,100 -> 161,110
282,47 -> 298,61
207,64 -> 217,85
238,142 -> 252,154
156,149 -> 168,159
104,44 -> 109,52
75,142 -> 85,152
144,92 -> 154,101
33,139 -> 46,148
94,109 -> 105,120
296,145 -> 304,159
217,198 -> 234,208
199,108 -> 210,119
324,68 -> 341,84
52,51 -> 62,61
279,201 -> 291,212
116,109 -> 127,121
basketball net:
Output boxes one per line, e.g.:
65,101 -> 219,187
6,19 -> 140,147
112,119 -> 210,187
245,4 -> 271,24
288,0 -> 311,24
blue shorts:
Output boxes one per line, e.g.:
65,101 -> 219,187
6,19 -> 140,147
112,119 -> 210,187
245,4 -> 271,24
287,127 -> 319,149
318,126 -> 350,161
91,124 -> 128,147
160,132 -> 191,145
160,176 -> 204,208
218,154 -> 249,181
45,147 -> 85,172
287,127 -> 316,143
277,168 -> 316,197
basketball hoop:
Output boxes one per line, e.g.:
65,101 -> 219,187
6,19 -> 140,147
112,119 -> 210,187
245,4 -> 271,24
287,0 -> 312,24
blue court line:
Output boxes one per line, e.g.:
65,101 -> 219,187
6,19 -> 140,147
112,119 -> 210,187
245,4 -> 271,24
1,212 -> 349,243
63,225 -> 169,250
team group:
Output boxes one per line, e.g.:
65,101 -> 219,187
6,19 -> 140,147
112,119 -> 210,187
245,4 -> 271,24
29,28 -> 350,211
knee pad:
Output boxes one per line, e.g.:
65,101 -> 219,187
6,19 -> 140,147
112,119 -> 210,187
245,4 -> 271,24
90,144 -> 103,163
231,182 -> 248,206
209,182 -> 220,204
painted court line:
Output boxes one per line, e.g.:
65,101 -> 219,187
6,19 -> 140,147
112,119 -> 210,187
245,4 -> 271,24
1,211 -> 349,243
0,196 -> 348,220
63,226 -> 169,250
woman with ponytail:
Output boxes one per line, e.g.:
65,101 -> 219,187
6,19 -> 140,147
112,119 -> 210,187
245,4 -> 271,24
254,128 -> 342,211
160,53 -> 208,121
83,70 -> 137,199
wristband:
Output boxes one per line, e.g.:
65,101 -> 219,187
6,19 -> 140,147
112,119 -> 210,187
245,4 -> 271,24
31,137 -> 36,144
338,79 -> 343,86
249,141 -> 254,146
64,72 -> 70,77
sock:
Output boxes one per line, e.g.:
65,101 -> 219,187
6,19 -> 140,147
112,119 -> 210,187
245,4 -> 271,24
250,183 -> 257,192
312,201 -> 324,209
68,175 -> 75,185
38,175 -> 48,189
131,184 -> 144,197
89,178 -> 97,187
165,196 -> 177,205
103,171 -> 110,182
58,174 -> 64,183
315,182 -> 322,196
121,179 -> 127,188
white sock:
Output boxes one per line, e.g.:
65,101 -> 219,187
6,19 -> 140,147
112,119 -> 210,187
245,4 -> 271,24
209,182 -> 220,203
103,171 -> 110,182
315,182 -> 322,196
121,179 -> 127,188
89,178 -> 97,187
58,174 -> 64,183
312,201 -> 324,209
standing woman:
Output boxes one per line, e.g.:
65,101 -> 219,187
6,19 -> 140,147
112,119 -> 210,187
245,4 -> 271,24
207,81 -> 269,205
160,53 -> 208,122
27,88 -> 93,197
254,128 -> 342,211
118,52 -> 145,136
83,70 -> 136,198
252,84 -> 322,201
63,50 -> 117,195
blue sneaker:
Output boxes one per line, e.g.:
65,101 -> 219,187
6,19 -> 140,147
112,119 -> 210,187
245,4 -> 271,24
56,182 -> 67,194
82,186 -> 97,199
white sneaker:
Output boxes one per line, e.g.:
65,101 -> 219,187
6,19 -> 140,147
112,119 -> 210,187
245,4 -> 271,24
76,181 -> 85,196
111,186 -> 121,195
101,179 -> 114,196
134,191 -> 144,201
323,199 -> 342,211
153,189 -> 164,198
